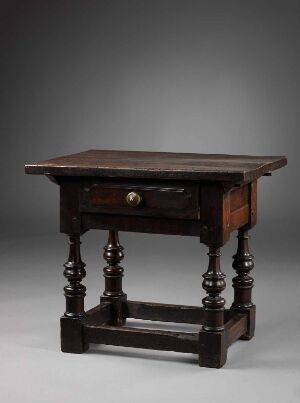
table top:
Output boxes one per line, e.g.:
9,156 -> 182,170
25,150 -> 287,182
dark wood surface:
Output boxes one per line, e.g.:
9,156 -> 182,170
100,230 -> 127,326
84,322 -> 199,354
81,179 -> 199,219
80,300 -> 248,365
25,149 -> 287,368
125,300 -> 205,324
25,149 -> 287,182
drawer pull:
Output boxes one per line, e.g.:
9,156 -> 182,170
126,191 -> 142,207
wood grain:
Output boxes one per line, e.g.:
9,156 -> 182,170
25,149 -> 287,182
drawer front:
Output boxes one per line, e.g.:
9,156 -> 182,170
80,181 -> 199,220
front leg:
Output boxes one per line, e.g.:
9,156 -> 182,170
199,246 -> 227,368
231,229 -> 255,340
61,235 -> 89,353
100,230 -> 127,326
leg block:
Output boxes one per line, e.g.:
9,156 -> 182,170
198,330 -> 227,368
60,316 -> 89,353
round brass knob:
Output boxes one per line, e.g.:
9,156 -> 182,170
126,191 -> 142,207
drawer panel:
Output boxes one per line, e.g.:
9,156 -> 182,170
80,181 -> 200,220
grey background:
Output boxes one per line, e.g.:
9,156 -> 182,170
1,1 -> 299,402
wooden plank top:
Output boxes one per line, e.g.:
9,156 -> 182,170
25,150 -> 287,182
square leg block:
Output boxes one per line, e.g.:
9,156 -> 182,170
199,331 -> 227,368
61,316 -> 89,353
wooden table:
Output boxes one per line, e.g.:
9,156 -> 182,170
25,150 -> 287,368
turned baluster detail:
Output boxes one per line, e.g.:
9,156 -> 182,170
102,230 -> 125,299
101,230 -> 126,325
63,235 -> 86,317
202,247 -> 226,331
231,229 -> 254,309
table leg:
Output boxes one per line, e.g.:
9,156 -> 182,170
100,230 -> 127,325
199,246 -> 227,368
61,235 -> 88,353
231,229 -> 255,340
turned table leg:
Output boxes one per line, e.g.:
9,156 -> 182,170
100,230 -> 127,326
61,235 -> 88,353
199,246 -> 227,368
231,229 -> 255,339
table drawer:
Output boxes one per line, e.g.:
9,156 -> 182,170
80,181 -> 200,220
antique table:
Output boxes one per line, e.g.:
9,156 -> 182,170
25,150 -> 286,368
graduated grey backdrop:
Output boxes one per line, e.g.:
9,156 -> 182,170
1,1 -> 300,403
1,0 -> 299,234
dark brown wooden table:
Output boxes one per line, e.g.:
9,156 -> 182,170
25,150 -> 287,368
